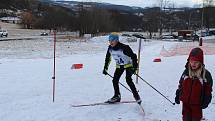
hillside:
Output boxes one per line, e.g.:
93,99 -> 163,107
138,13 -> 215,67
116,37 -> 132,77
52,0 -> 145,14
0,36 -> 215,120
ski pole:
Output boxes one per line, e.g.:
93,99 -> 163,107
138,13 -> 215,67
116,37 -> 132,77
106,73 -> 133,93
135,73 -> 175,105
52,30 -> 57,103
136,38 -> 142,84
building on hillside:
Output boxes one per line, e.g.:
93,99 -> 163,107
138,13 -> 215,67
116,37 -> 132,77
0,17 -> 21,24
178,30 -> 195,40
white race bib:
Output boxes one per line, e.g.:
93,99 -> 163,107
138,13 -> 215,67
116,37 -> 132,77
110,49 -> 132,65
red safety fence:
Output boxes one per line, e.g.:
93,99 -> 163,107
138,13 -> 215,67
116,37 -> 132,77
160,42 -> 215,57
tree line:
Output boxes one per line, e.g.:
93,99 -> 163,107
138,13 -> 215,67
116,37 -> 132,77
1,0 -> 215,37
19,1 -> 145,36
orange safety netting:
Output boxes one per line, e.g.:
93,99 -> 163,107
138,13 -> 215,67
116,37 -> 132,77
160,42 -> 215,57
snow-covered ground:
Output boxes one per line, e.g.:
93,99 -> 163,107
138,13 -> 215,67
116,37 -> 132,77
202,35 -> 215,43
0,36 -> 214,121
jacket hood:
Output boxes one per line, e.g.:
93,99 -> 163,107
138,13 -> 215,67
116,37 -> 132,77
185,47 -> 204,68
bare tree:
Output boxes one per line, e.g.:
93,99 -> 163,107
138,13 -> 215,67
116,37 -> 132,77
204,0 -> 215,6
77,3 -> 115,37
21,11 -> 34,29
201,0 -> 215,30
143,7 -> 160,38
157,0 -> 170,36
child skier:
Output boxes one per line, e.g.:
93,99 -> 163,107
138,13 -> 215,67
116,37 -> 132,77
175,47 -> 213,121
103,33 -> 142,104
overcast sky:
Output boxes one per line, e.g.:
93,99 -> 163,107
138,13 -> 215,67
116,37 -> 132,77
61,0 -> 203,8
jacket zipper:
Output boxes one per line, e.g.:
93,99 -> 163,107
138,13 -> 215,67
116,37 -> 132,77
188,78 -> 194,104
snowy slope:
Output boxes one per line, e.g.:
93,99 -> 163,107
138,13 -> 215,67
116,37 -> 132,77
0,37 -> 214,121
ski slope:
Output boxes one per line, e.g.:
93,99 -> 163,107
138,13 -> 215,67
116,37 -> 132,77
0,36 -> 214,121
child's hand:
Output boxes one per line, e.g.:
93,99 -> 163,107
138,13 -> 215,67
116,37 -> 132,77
175,95 -> 180,104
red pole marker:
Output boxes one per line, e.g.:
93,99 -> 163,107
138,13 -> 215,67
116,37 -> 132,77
199,38 -> 203,46
153,58 -> 161,62
71,64 -> 83,69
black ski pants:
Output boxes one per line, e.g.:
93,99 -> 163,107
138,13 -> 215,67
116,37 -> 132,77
112,67 -> 139,98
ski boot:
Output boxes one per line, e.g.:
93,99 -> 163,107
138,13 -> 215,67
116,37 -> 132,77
105,95 -> 121,103
134,94 -> 142,105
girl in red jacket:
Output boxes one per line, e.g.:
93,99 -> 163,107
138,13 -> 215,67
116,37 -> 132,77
175,47 -> 213,121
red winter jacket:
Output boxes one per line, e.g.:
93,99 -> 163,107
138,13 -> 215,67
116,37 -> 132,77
176,69 -> 213,107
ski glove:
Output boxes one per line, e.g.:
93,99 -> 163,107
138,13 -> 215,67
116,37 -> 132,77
175,89 -> 180,104
201,103 -> 209,109
103,69 -> 108,75
201,95 -> 212,109
175,95 -> 180,104
130,67 -> 137,75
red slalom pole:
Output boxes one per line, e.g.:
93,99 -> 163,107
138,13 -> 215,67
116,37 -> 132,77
52,30 -> 57,102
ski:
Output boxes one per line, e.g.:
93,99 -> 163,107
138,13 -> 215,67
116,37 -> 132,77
71,100 -> 137,107
138,104 -> 145,116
